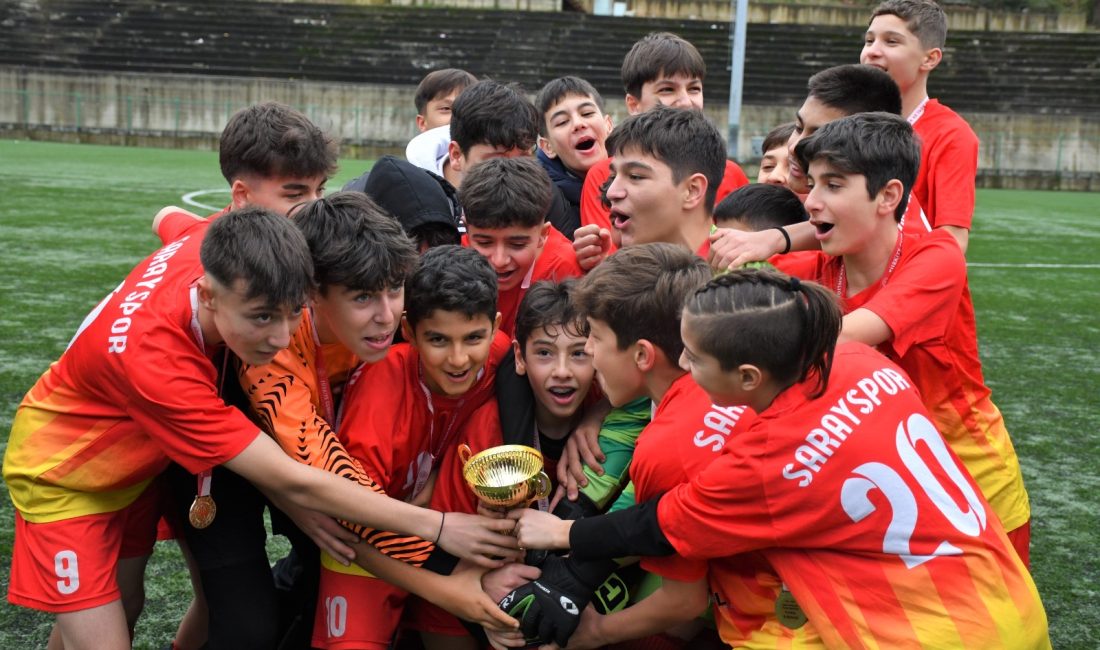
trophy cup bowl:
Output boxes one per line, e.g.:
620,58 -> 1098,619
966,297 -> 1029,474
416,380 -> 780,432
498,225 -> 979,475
459,444 -> 552,508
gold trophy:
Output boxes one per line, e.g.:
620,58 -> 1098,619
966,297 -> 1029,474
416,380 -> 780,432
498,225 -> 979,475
459,444 -> 552,508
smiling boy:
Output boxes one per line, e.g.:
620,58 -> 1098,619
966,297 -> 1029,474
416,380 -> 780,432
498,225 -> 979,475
232,192 -> 424,538
575,32 -> 749,264
3,210 -> 515,650
459,157 -> 583,337
149,101 -> 337,650
535,76 -> 614,230
311,245 -> 512,650
710,65 -> 932,270
512,281 -> 597,448
789,112 -> 1031,563
861,0 -> 978,252
495,244 -> 755,649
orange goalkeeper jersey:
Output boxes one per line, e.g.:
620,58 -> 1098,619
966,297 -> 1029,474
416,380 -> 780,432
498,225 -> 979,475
237,313 -> 436,565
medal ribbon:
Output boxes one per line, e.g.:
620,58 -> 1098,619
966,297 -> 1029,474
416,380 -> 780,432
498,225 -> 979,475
530,424 -> 550,513
414,368 -> 464,499
835,233 -> 904,298
188,285 -> 216,527
196,471 -> 212,499
308,308 -> 337,424
907,96 -> 930,126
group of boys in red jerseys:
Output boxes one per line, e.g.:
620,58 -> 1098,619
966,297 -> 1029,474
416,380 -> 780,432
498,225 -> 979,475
5,0 -> 1050,648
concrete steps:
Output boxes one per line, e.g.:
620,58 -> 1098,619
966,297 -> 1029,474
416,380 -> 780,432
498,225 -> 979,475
1,0 -> 1097,114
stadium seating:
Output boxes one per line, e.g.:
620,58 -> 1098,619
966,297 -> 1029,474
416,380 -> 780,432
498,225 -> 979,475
1,0 -> 1098,114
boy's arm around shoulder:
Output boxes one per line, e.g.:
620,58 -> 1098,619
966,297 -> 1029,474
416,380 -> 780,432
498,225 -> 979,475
710,221 -> 819,271
152,206 -> 205,243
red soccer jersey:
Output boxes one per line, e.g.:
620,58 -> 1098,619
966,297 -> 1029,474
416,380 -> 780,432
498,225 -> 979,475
898,191 -> 931,237
491,227 -> 584,337
657,343 -> 1049,649
782,230 -> 1029,532
581,158 -> 749,234
630,373 -> 753,581
913,99 -> 979,231
429,398 -> 504,515
4,216 -> 259,523
337,331 -> 510,502
628,374 -> 815,648
770,193 -> 928,276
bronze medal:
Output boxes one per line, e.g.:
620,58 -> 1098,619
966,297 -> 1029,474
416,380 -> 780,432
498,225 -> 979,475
775,588 -> 807,629
189,494 -> 217,529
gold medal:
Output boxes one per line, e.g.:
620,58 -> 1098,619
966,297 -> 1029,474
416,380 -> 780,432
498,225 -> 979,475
189,494 -> 217,529
775,587 -> 807,629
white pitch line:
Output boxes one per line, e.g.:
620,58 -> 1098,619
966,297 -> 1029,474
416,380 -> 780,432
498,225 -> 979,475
182,189 -> 230,214
968,263 -> 1100,269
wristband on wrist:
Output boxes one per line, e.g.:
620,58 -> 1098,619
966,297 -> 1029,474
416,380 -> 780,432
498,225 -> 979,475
434,512 -> 445,544
773,226 -> 792,255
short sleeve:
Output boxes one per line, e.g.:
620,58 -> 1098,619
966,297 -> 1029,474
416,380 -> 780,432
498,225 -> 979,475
862,232 -> 966,359
124,323 -> 258,474
157,210 -> 208,244
917,111 -> 979,230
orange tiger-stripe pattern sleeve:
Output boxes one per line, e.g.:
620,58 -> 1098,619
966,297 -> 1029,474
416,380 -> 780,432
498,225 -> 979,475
239,317 -> 434,566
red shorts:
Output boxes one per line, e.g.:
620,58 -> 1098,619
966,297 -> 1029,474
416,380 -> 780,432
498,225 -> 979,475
403,595 -> 469,636
1007,520 -> 1031,568
312,562 -> 408,650
7,482 -> 161,613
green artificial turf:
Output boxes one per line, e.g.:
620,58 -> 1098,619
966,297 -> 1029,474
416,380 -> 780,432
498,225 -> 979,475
1,141 -> 1097,648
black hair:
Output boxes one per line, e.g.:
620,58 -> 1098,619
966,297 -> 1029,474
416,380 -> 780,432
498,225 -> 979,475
404,245 -> 497,328
621,32 -> 706,99
795,112 -> 920,222
605,106 -> 726,213
411,223 -> 462,251
806,65 -> 903,117
535,77 -> 605,137
684,269 -> 841,398
713,184 -> 808,231
219,102 -> 338,184
200,206 -> 315,307
290,192 -> 418,295
761,122 -> 796,155
871,0 -> 947,50
450,80 -> 539,156
459,157 -> 553,230
514,279 -> 586,351
575,242 -> 710,365
414,68 -> 478,114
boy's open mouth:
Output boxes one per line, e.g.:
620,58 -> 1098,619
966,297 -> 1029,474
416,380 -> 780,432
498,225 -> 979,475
814,221 -> 835,236
444,368 -> 472,382
611,211 -> 631,230
548,386 -> 577,404
363,333 -> 392,350
575,136 -> 596,152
